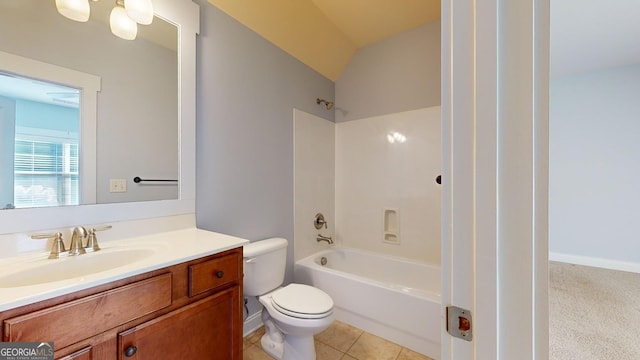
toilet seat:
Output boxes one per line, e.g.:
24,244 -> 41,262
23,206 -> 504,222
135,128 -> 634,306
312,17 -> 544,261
270,284 -> 333,319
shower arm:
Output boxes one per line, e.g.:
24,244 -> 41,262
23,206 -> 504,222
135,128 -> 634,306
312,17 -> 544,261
316,98 -> 334,110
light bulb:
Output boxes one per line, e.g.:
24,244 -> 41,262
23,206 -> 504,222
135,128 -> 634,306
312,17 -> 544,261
110,5 -> 138,40
55,0 -> 90,22
125,0 -> 154,25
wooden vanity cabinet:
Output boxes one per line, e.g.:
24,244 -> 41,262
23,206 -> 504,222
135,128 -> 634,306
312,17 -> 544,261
118,287 -> 238,359
0,247 -> 243,360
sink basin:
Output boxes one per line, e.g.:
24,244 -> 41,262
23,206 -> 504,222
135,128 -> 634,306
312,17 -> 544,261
0,248 -> 156,288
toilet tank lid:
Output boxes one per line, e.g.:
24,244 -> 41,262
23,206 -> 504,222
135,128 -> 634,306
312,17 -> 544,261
243,237 -> 288,258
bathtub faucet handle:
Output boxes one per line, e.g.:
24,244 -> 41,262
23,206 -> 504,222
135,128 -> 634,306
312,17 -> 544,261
314,213 -> 327,230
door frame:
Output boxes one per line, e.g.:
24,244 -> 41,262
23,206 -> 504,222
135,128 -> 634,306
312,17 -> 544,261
441,1 -> 550,359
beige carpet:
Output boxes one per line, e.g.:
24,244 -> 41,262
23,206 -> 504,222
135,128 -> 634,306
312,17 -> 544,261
550,262 -> 640,359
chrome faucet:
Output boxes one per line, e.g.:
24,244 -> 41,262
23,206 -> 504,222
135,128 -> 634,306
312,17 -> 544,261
316,234 -> 334,245
68,226 -> 87,256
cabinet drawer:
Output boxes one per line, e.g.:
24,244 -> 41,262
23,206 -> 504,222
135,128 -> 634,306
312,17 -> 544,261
4,274 -> 172,350
58,346 -> 92,360
188,253 -> 240,297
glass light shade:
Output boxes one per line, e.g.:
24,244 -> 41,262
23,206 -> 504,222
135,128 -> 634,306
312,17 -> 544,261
110,5 -> 138,40
124,0 -> 154,25
55,0 -> 90,22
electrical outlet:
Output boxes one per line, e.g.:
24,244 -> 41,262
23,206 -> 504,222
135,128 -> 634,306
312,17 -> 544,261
109,179 -> 127,193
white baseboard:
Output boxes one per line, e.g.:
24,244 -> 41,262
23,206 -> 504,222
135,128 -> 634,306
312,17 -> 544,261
243,311 -> 263,337
550,252 -> 640,274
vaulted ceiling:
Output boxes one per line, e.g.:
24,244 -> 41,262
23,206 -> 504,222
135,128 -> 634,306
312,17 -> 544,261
207,0 -> 440,81
207,0 -> 640,81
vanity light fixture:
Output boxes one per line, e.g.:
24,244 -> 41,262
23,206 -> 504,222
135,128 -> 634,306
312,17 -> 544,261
110,0 -> 138,40
55,0 -> 91,22
55,0 -> 155,40
125,0 -> 154,25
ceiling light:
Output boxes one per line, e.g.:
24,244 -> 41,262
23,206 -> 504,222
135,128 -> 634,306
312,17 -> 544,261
55,0 -> 90,22
125,0 -> 154,25
110,1 -> 138,40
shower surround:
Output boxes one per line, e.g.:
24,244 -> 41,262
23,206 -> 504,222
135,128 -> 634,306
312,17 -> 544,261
294,106 -> 441,263
335,106 -> 441,263
293,106 -> 442,356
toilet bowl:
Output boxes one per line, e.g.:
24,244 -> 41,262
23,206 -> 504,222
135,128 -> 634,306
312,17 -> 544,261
243,238 -> 334,360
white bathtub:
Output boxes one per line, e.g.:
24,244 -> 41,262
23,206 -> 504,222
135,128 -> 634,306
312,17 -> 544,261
294,248 -> 441,359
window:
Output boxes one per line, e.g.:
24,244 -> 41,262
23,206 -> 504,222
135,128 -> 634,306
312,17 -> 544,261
0,51 -> 100,210
14,134 -> 79,208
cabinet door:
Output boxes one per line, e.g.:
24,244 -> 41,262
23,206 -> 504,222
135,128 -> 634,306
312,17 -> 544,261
118,287 -> 240,360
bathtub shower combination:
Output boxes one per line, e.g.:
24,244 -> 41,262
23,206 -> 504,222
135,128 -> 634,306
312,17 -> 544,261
294,247 -> 441,359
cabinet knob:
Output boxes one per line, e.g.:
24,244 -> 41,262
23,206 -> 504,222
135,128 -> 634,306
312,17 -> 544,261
124,345 -> 138,357
216,271 -> 224,278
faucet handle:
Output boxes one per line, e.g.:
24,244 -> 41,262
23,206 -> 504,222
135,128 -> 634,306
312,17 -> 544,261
32,232 -> 67,259
85,225 -> 112,252
314,213 -> 328,229
91,225 -> 113,232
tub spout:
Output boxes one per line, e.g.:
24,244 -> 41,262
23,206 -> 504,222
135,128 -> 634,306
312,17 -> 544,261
316,234 -> 333,244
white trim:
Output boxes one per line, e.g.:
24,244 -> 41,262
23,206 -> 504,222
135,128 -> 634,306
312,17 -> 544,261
443,1 -> 549,359
0,0 -> 199,235
533,0 -> 551,357
550,252 -> 640,274
440,1 -> 476,359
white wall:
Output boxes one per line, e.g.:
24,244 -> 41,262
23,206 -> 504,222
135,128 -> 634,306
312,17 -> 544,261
335,107 -> 441,264
335,20 -> 440,122
550,63 -> 640,271
293,109 -> 335,261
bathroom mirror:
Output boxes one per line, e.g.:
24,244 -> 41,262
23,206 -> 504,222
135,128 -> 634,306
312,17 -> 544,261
0,0 -> 199,234
0,0 -> 179,208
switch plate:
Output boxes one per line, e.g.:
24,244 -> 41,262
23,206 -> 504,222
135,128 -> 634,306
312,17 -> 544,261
109,179 -> 127,193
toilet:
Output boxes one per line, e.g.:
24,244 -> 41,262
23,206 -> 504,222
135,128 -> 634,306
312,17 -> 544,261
244,238 -> 334,360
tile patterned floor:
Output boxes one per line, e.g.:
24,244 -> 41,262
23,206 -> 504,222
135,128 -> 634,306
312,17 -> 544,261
243,321 -> 433,360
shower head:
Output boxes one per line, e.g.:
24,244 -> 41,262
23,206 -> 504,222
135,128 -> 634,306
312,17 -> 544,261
316,98 -> 334,110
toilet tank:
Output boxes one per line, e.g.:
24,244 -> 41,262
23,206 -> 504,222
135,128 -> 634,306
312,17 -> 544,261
243,238 -> 288,297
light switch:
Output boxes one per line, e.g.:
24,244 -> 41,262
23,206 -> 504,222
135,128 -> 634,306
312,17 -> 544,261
109,179 -> 127,193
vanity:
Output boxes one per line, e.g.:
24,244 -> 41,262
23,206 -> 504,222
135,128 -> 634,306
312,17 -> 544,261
0,229 -> 247,359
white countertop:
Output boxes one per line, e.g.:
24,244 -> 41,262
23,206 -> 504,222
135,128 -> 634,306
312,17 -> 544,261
0,228 -> 248,312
